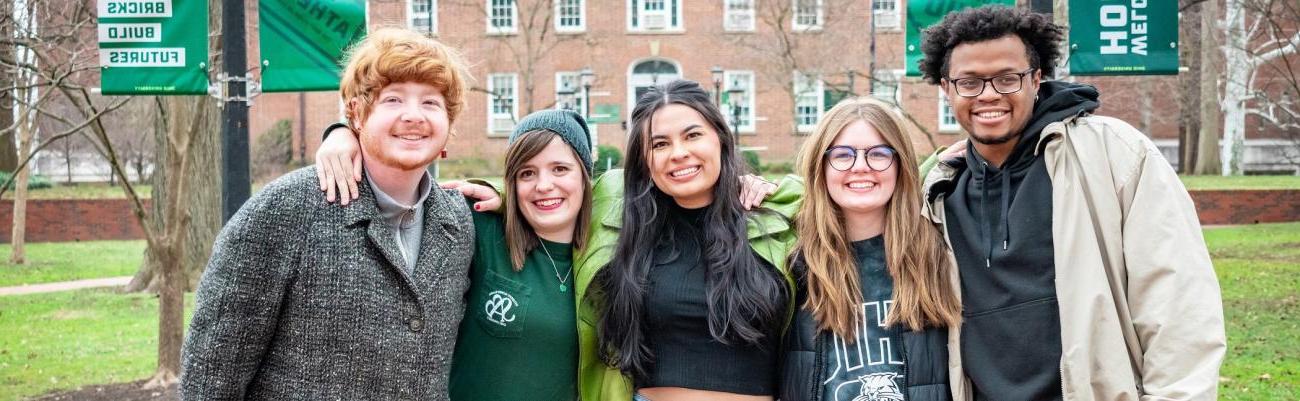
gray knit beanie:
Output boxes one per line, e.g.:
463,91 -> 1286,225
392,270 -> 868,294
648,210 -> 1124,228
508,109 -> 594,174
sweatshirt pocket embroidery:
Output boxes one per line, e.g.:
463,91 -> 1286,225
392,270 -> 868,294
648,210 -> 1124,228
474,269 -> 531,338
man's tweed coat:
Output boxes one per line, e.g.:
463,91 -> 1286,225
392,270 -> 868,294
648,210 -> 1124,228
180,167 -> 474,401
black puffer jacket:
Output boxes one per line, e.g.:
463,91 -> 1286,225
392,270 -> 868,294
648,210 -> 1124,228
779,256 -> 952,401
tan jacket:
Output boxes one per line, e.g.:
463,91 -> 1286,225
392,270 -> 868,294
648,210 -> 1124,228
922,115 -> 1227,401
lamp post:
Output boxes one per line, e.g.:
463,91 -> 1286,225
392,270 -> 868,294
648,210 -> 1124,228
710,66 -> 724,106
580,66 -> 596,160
727,84 -> 745,135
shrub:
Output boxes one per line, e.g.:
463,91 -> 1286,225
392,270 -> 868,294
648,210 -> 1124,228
764,161 -> 795,175
595,145 -> 623,176
436,157 -> 498,179
0,170 -> 53,190
252,119 -> 294,182
741,150 -> 762,174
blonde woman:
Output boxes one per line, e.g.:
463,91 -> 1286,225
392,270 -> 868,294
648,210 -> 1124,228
781,97 -> 961,401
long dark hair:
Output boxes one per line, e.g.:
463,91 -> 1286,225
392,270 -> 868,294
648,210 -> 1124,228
592,79 -> 788,380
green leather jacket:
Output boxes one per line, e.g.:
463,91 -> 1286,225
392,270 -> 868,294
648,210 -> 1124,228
572,169 -> 804,401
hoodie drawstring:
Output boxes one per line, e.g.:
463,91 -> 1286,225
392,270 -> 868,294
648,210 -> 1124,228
977,159 -> 1013,269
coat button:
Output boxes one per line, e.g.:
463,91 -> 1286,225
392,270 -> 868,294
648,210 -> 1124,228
408,318 -> 424,332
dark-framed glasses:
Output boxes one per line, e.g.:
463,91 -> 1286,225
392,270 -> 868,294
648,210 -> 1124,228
945,68 -> 1036,98
824,145 -> 897,172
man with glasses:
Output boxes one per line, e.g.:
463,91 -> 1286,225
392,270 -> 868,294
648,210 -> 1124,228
917,5 -> 1224,401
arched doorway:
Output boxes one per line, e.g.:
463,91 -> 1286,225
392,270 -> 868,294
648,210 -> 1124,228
626,58 -> 681,120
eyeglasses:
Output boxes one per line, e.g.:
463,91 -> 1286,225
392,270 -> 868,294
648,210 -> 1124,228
945,68 -> 1036,98
824,145 -> 896,172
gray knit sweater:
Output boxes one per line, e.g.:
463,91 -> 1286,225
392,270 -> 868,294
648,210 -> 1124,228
180,167 -> 474,401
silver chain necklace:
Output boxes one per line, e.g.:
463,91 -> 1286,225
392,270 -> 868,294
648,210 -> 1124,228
539,242 -> 572,292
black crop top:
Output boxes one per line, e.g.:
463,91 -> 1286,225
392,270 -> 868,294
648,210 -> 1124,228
639,205 -> 783,395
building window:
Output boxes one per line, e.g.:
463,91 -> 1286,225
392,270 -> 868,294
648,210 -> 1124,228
628,0 -> 682,31
408,0 -> 436,34
872,0 -> 899,29
793,0 -> 823,30
488,73 -> 518,134
794,72 -> 824,132
724,0 -> 755,32
939,89 -> 961,132
628,59 -> 681,112
555,72 -> 587,114
723,70 -> 756,133
556,0 -> 584,32
871,69 -> 902,104
487,0 -> 516,34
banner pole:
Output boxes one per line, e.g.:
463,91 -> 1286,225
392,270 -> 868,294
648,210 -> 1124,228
220,0 -> 250,222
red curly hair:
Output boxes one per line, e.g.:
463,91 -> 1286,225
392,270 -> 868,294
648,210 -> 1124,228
339,27 -> 471,130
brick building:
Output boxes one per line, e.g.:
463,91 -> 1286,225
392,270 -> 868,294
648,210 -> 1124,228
102,1 -> 1300,178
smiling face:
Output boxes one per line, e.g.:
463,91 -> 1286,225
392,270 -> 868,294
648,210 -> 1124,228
355,81 -> 450,172
824,119 -> 898,226
645,104 -> 723,209
514,136 -> 585,243
942,35 -> 1041,151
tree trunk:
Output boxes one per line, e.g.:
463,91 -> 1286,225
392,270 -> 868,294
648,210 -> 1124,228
143,243 -> 184,389
1220,0 -> 1249,175
1195,0 -> 1223,175
0,0 -> 16,173
127,97 -> 220,292
9,103 -> 33,265
1178,0 -> 1202,173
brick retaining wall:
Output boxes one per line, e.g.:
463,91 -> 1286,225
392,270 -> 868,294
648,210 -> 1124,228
1,190 -> 1297,242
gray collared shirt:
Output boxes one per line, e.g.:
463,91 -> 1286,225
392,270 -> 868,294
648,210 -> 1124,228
366,170 -> 434,274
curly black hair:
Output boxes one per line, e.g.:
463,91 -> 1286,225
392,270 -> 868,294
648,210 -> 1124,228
918,5 -> 1064,85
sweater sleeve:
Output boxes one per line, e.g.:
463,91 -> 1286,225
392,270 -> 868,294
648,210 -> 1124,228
179,191 -> 303,400
1114,124 -> 1226,401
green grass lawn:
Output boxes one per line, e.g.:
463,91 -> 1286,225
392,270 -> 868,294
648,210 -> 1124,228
1180,175 -> 1300,190
0,289 -> 194,401
0,183 -> 151,200
0,241 -> 145,287
0,224 -> 1296,400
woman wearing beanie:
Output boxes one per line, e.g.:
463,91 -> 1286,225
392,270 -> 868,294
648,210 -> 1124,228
316,109 -> 596,401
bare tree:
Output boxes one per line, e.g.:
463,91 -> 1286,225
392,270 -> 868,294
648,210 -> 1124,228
446,0 -> 584,114
0,0 -> 222,387
1197,0 -> 1224,174
1219,0 -> 1299,174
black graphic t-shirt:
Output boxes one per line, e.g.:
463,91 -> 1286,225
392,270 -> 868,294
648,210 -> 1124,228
821,235 -> 906,401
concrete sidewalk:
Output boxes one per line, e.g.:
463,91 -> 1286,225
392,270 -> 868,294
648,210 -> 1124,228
0,276 -> 133,296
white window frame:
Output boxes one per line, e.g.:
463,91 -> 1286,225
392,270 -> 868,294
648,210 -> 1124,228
554,71 -> 587,114
794,72 -> 824,133
486,0 -> 517,34
939,89 -> 961,132
724,0 -> 755,32
555,0 -> 585,32
407,0 -> 437,34
627,0 -> 683,32
488,73 -> 519,135
792,0 -> 823,31
723,70 -> 756,133
871,69 -> 903,105
871,0 -> 899,30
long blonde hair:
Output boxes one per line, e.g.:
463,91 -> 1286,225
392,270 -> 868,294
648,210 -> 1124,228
793,97 -> 960,337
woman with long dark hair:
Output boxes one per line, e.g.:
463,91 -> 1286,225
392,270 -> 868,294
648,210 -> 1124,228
578,79 -> 800,401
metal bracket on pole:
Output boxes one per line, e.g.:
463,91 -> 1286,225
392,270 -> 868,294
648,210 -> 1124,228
208,73 -> 262,107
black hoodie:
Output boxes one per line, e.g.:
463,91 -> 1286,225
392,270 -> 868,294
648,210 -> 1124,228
941,81 -> 1099,401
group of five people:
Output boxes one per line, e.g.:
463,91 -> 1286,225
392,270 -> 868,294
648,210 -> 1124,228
180,5 -> 1226,401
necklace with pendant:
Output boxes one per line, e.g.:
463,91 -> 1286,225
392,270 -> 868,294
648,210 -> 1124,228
539,242 -> 572,292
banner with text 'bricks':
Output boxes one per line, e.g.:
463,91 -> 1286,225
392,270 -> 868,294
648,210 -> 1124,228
97,0 -> 209,95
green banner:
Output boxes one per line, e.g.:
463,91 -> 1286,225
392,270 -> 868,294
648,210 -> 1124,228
588,104 -> 620,124
905,0 -> 1015,77
97,0 -> 209,95
259,0 -> 366,92
1069,0 -> 1178,75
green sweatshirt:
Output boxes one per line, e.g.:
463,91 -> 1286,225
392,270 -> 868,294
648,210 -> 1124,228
449,211 -> 578,401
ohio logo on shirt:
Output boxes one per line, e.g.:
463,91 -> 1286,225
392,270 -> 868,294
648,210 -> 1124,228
484,291 -> 518,326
